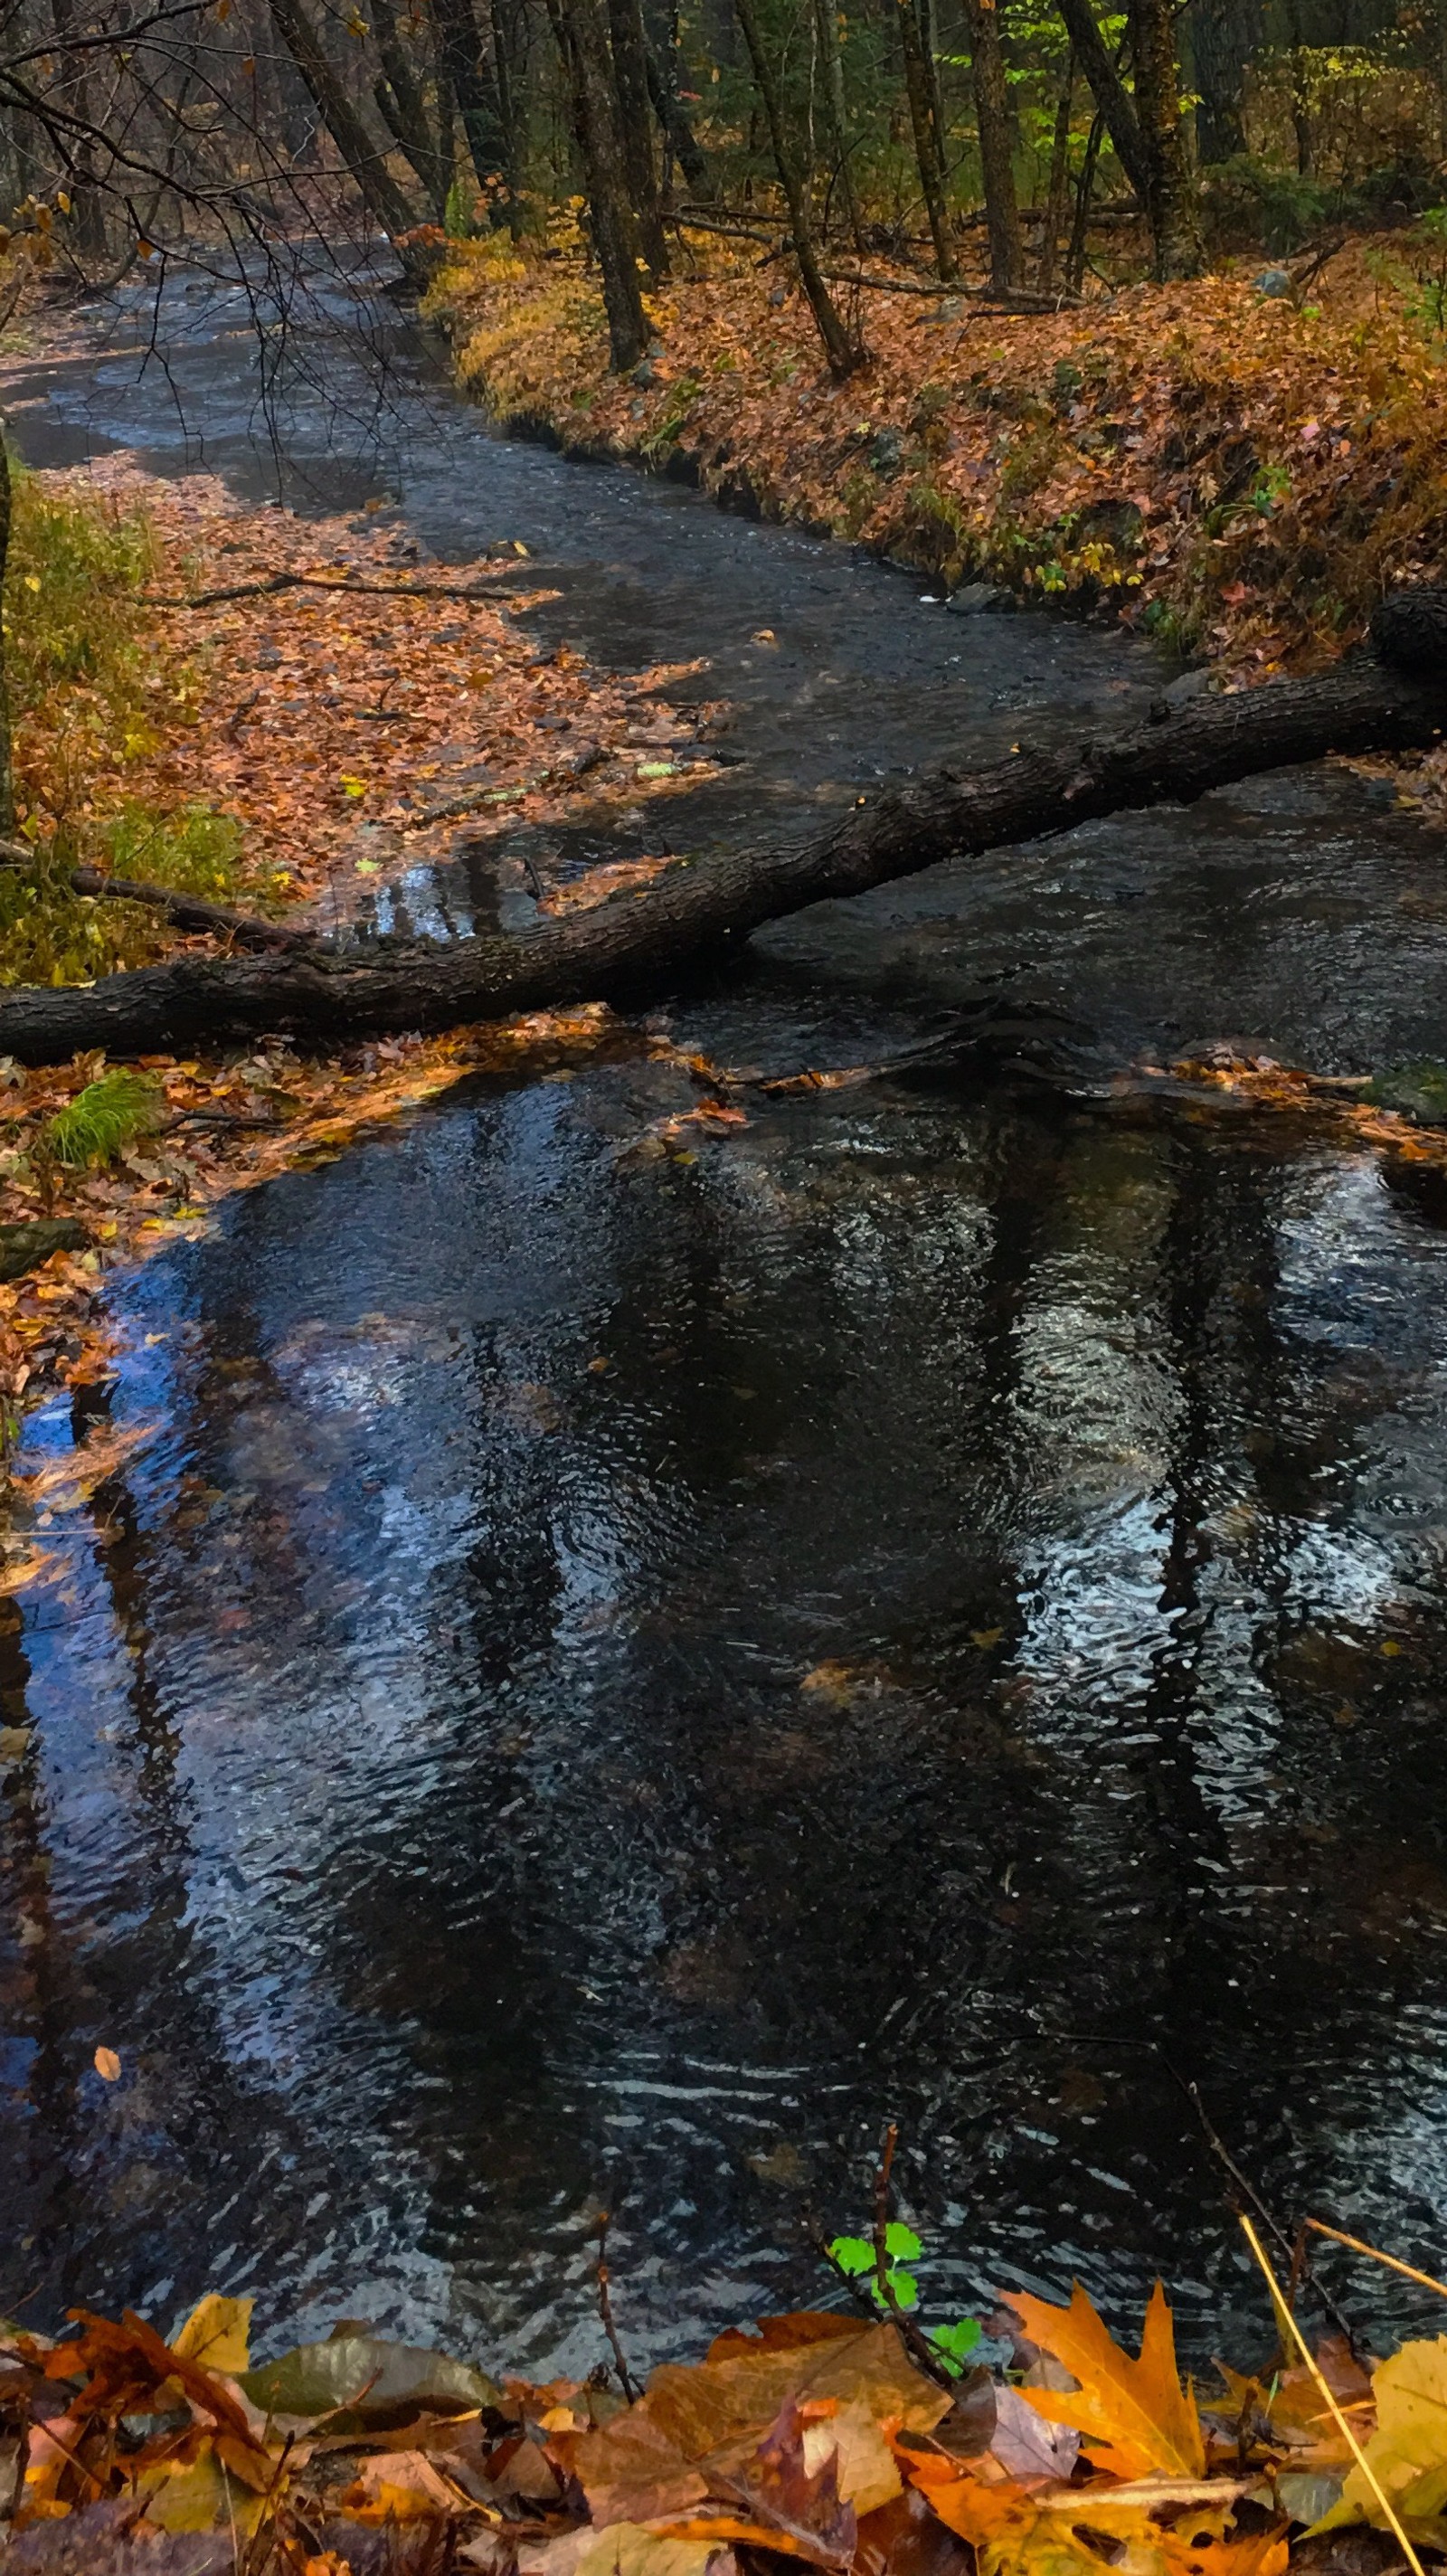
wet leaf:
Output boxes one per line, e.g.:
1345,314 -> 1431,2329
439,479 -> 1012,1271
1006,2281 -> 1205,2479
239,2332 -> 502,2428
92,2046 -> 120,2082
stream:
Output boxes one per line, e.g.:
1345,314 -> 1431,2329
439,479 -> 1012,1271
5,256 -> 1447,2376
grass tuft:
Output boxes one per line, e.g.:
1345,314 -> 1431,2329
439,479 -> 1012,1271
43,1071 -> 165,1170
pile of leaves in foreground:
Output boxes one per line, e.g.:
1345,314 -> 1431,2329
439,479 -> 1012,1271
2,2264 -> 1441,2576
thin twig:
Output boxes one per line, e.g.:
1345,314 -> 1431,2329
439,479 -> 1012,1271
1306,2219 -> 1447,2305
1240,2217 -> 1420,2575
596,2213 -> 642,2403
1174,2072 -> 1363,2356
868,2121 -> 954,2390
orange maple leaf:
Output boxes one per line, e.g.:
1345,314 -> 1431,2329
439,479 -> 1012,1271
1006,2282 -> 1205,2480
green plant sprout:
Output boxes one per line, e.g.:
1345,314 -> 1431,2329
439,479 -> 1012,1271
828,2224 -> 983,2375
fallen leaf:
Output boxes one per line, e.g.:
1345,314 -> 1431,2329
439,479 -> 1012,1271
1005,2282 -> 1205,2479
171,2291 -> 253,2375
343,2446 -> 468,2520
1311,2334 -> 1447,2544
92,2046 -> 120,2082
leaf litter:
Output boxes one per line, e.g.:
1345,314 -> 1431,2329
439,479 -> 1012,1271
6,2239 -> 1447,2576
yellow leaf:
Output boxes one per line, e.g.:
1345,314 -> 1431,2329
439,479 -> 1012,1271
1006,2281 -> 1205,2479
339,774 -> 367,798
1313,2337 -> 1447,2545
172,2290 -> 253,2374
55,190 -> 71,213
23,575 -> 40,592
135,2443 -> 265,2535
93,2044 -> 121,2080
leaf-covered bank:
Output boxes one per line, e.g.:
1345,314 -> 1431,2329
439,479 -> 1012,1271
6,2229 -> 1447,2575
431,238 -> 1447,697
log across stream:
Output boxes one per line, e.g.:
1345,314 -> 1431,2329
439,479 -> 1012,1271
6,269 -> 1447,2379
0,624 -> 1442,1058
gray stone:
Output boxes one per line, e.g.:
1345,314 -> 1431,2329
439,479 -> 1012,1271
945,581 -> 1014,615
1253,267 -> 1293,298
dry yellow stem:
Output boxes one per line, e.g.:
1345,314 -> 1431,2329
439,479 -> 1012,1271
1306,2220 -> 1447,2308
1238,2215 -> 1425,2576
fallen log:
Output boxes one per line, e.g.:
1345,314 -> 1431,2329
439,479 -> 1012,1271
0,601 -> 1442,1065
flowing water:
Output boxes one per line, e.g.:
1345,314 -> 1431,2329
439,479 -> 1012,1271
5,259 -> 1447,2374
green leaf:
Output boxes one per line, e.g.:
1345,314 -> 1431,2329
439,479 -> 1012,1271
886,2267 -> 919,2311
238,2334 -> 502,2429
884,2222 -> 922,2262
932,2316 -> 983,2365
828,2234 -> 875,2278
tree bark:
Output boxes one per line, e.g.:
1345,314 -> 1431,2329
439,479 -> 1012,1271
3,630 -> 1446,1065
608,0 -> 668,271
550,0 -> 650,369
1127,0 -> 1202,275
645,33 -> 713,196
965,0 -> 1024,291
431,0 -> 509,204
895,0 -> 957,279
1188,0 -> 1256,162
266,0 -> 422,242
814,0 -> 865,251
1051,0 -> 1149,199
371,0 -> 450,214
733,0 -> 863,373
1036,45 -> 1073,294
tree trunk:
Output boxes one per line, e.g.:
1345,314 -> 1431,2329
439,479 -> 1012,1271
813,0 -> 865,250
733,0 -> 863,374
645,36 -> 713,196
966,0 -> 1024,291
371,0 -> 450,214
5,623 -> 1447,1065
607,0 -> 668,271
49,0 -> 108,260
1051,0 -> 1151,204
1127,0 -> 1202,275
1036,47 -> 1073,294
553,0 -> 650,368
432,0 -> 509,203
267,0 -> 422,241
895,0 -> 957,278
1188,0 -> 1256,162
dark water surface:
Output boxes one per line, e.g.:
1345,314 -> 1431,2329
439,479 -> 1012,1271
5,263 -> 1447,2373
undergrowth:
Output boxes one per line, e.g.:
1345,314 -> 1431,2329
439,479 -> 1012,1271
0,469 -> 251,985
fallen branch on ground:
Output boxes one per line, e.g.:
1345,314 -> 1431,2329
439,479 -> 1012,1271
143,569 -> 518,610
0,839 -> 311,952
0,593 -> 1442,1065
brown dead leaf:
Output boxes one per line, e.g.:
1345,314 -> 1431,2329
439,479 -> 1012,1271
558,2316 -> 948,2530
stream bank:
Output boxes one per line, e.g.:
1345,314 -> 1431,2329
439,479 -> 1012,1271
2,259 -> 1447,2382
